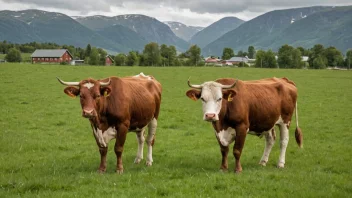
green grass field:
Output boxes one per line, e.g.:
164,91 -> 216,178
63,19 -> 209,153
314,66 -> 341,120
1,63 -> 351,197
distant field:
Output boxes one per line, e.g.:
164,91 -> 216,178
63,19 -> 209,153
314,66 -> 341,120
0,63 -> 351,197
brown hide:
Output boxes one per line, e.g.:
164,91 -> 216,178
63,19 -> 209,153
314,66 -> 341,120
91,76 -> 162,130
214,77 -> 297,134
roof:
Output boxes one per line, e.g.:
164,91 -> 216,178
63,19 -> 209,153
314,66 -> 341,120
301,56 -> 309,62
226,57 -> 249,62
106,55 -> 114,62
31,49 -> 72,58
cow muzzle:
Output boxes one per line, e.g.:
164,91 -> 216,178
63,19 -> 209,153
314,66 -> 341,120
82,109 -> 96,118
204,113 -> 218,122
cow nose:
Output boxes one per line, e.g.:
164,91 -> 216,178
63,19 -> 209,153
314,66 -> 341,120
205,113 -> 216,119
83,109 -> 94,117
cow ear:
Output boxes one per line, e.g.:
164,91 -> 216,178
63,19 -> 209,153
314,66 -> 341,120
64,86 -> 80,98
186,89 -> 201,101
222,90 -> 236,102
100,87 -> 112,97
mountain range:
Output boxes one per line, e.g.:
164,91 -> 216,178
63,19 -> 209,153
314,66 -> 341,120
203,6 -> 352,55
0,6 -> 351,55
163,21 -> 203,41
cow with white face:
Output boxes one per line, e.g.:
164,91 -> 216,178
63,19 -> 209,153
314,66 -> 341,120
186,77 -> 303,173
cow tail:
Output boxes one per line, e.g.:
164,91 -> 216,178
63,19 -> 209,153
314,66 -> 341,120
294,101 -> 303,148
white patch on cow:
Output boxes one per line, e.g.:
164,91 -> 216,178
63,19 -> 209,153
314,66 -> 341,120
215,127 -> 236,147
134,128 -> 146,164
146,118 -> 157,166
133,72 -> 152,80
200,82 -> 224,121
92,127 -> 116,148
259,128 -> 275,166
274,116 -> 289,168
83,82 -> 94,90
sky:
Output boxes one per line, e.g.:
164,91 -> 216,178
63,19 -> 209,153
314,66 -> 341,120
0,0 -> 351,27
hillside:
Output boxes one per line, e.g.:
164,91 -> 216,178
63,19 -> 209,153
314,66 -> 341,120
0,10 -> 123,52
202,6 -> 332,56
269,6 -> 352,52
164,21 -> 203,41
189,17 -> 244,48
76,15 -> 190,51
95,24 -> 148,52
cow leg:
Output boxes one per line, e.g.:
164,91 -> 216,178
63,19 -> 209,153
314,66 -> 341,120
98,147 -> 108,173
219,143 -> 229,171
233,125 -> 247,173
259,128 -> 275,166
134,128 -> 146,164
146,118 -> 157,166
114,123 -> 128,174
278,123 -> 289,168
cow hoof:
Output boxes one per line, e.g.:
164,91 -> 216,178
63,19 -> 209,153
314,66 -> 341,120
259,160 -> 267,166
116,169 -> 124,174
235,170 -> 242,174
146,161 -> 153,166
134,157 -> 142,164
97,169 -> 106,174
219,168 -> 228,173
277,162 -> 285,168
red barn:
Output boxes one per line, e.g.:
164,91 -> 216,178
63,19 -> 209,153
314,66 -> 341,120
31,49 -> 73,64
105,55 -> 114,66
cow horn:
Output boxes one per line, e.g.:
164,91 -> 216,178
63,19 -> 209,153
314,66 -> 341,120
187,77 -> 202,89
100,78 -> 111,86
56,77 -> 79,86
220,80 -> 238,89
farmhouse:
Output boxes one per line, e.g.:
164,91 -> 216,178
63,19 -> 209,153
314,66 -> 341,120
105,55 -> 114,66
222,57 -> 249,65
205,57 -> 221,66
31,49 -> 73,64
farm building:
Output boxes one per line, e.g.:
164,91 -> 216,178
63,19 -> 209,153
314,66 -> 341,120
222,57 -> 249,65
204,57 -> 221,66
105,55 -> 114,66
31,49 -> 73,64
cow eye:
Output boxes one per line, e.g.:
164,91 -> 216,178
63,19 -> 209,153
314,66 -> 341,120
200,97 -> 206,102
217,98 -> 222,101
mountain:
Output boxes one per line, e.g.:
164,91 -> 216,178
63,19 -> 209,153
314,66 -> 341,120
202,6 -> 334,56
96,24 -> 148,52
189,17 -> 244,48
268,6 -> 352,53
76,15 -> 190,51
164,21 -> 204,41
0,10 -> 123,52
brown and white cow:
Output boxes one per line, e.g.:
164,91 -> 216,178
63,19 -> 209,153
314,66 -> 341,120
57,73 -> 162,174
186,77 -> 303,173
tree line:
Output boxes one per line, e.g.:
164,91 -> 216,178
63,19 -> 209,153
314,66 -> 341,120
1,40 -> 351,69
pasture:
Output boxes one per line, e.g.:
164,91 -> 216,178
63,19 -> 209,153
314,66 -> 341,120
0,63 -> 351,197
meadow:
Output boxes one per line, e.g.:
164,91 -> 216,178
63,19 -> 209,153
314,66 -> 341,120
0,63 -> 351,197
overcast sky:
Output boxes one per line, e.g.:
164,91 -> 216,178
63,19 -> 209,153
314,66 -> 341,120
1,0 -> 351,26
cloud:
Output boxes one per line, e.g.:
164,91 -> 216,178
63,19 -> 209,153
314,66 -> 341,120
1,0 -> 351,26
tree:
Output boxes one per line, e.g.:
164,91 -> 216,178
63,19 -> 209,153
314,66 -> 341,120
85,44 -> 92,57
126,51 -> 139,66
222,48 -> 235,60
248,46 -> 255,59
297,46 -> 309,56
323,46 -> 344,67
187,45 -> 201,66
5,48 -> 21,62
143,42 -> 161,66
160,44 -> 176,66
345,49 -> 352,69
89,47 -> 99,65
277,44 -> 302,68
308,44 -> 325,67
115,54 -> 126,66
255,50 -> 277,68
97,48 -> 107,65
312,56 -> 327,69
